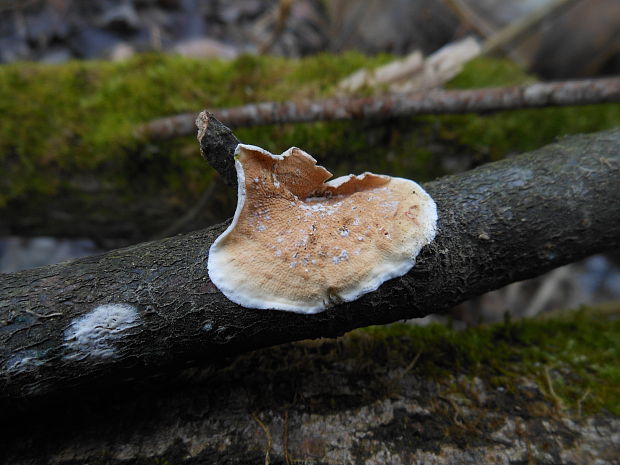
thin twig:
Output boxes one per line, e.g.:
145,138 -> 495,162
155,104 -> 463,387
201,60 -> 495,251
438,395 -> 465,428
136,77 -> 620,141
252,412 -> 273,465
259,0 -> 294,54
481,0 -> 579,55
544,367 -> 565,410
283,409 -> 292,465
576,388 -> 591,418
442,0 -> 496,37
399,350 -> 422,379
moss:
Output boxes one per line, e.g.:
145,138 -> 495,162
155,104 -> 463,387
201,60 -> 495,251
446,56 -> 535,89
439,57 -> 620,159
352,306 -> 620,416
2,53 -> 620,215
428,104 -> 620,161
0,52 -> 390,209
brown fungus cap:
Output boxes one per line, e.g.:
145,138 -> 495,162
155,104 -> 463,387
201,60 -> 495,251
208,144 -> 437,313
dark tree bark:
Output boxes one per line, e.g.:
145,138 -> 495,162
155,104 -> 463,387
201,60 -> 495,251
196,111 -> 239,189
0,160 -> 236,248
0,184 -> 231,248
1,121 -> 619,409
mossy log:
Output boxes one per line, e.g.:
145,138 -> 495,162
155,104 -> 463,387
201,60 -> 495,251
1,123 -> 619,411
3,310 -> 620,464
2,54 -> 620,243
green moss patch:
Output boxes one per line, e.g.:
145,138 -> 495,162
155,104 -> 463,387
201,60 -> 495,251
353,306 -> 620,416
0,52 -> 392,209
203,306 -> 619,421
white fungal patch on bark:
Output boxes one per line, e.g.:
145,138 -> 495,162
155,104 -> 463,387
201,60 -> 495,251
63,303 -> 140,361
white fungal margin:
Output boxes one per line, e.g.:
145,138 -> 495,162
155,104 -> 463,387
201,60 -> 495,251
326,172 -> 386,188
63,303 -> 140,361
236,143 -> 285,161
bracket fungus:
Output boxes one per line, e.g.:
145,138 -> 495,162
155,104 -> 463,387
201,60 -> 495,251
208,144 -> 437,314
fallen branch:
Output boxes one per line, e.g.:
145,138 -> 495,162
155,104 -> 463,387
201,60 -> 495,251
1,118 -> 619,406
137,77 -> 620,141
480,0 -> 579,56
442,0 -> 496,37
443,0 -> 579,65
257,0 -> 294,54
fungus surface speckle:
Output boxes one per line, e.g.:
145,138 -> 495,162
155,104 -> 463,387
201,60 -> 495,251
207,144 -> 437,314
63,303 -> 140,360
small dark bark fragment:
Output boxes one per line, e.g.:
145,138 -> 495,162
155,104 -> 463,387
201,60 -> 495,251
195,111 -> 240,188
0,125 -> 619,407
